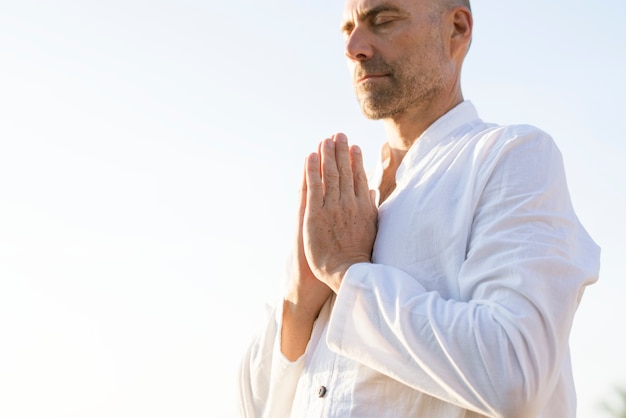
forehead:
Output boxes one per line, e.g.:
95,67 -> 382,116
341,0 -> 424,23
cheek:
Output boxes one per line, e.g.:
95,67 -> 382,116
382,32 -> 426,65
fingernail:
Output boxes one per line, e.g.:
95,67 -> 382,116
336,134 -> 348,144
310,153 -> 319,162
353,145 -> 361,154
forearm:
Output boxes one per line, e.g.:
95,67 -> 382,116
327,262 -> 588,417
281,297 -> 319,361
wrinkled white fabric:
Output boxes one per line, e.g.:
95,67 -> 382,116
239,102 -> 600,418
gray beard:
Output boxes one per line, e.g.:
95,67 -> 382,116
356,78 -> 406,120
355,75 -> 441,121
353,61 -> 443,120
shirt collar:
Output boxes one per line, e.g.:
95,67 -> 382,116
398,101 -> 481,175
370,101 -> 482,200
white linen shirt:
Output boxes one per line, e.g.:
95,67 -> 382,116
239,102 -> 600,418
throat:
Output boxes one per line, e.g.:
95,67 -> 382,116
377,142 -> 407,205
378,168 -> 397,205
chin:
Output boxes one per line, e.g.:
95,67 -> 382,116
360,103 -> 398,120
357,93 -> 400,120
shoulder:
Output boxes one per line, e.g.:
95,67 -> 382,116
456,122 -> 570,202
474,123 -> 556,151
469,123 -> 562,170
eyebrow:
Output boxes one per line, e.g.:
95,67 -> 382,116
340,4 -> 405,33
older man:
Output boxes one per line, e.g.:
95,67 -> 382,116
239,0 -> 599,417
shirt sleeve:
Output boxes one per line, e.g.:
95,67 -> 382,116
325,130 -> 600,417
238,300 -> 306,418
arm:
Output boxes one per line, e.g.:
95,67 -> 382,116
238,137 -> 343,417
281,131 -> 376,360
307,131 -> 599,416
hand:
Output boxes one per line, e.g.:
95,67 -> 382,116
281,164 -> 333,361
303,133 -> 378,292
284,164 -> 333,319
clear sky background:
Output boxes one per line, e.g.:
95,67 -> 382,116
0,1 -> 624,417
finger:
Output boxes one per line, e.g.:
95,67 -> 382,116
317,140 -> 325,197
305,152 -> 324,210
350,145 -> 370,200
320,137 -> 340,204
334,133 -> 355,198
294,159 -> 308,264
297,158 -> 308,227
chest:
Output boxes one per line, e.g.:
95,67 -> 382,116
372,162 -> 479,299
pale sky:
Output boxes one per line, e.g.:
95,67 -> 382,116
0,1 -> 624,417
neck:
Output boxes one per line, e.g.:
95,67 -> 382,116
382,88 -> 464,152
376,89 -> 463,205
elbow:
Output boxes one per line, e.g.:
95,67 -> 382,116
478,331 -> 556,417
483,348 -> 557,418
477,305 -> 565,417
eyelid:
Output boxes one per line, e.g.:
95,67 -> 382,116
372,14 -> 398,26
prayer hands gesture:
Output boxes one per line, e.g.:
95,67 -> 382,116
282,133 -> 377,360
302,133 -> 378,293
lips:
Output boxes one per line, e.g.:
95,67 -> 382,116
354,60 -> 394,84
357,74 -> 389,83
354,58 -> 394,86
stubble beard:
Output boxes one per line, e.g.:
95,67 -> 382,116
353,40 -> 447,121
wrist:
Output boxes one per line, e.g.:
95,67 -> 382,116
283,294 -> 322,325
324,259 -> 370,292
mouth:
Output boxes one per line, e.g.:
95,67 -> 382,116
356,74 -> 389,83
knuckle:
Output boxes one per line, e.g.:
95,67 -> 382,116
338,166 -> 353,178
325,170 -> 340,181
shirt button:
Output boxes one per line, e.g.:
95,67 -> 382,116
317,385 -> 327,398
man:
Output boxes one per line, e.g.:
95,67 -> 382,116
239,0 -> 600,416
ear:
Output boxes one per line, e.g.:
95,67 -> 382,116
449,7 -> 473,59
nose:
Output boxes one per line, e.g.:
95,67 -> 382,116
344,26 -> 373,62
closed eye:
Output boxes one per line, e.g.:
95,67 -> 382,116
372,14 -> 400,27
340,5 -> 408,36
